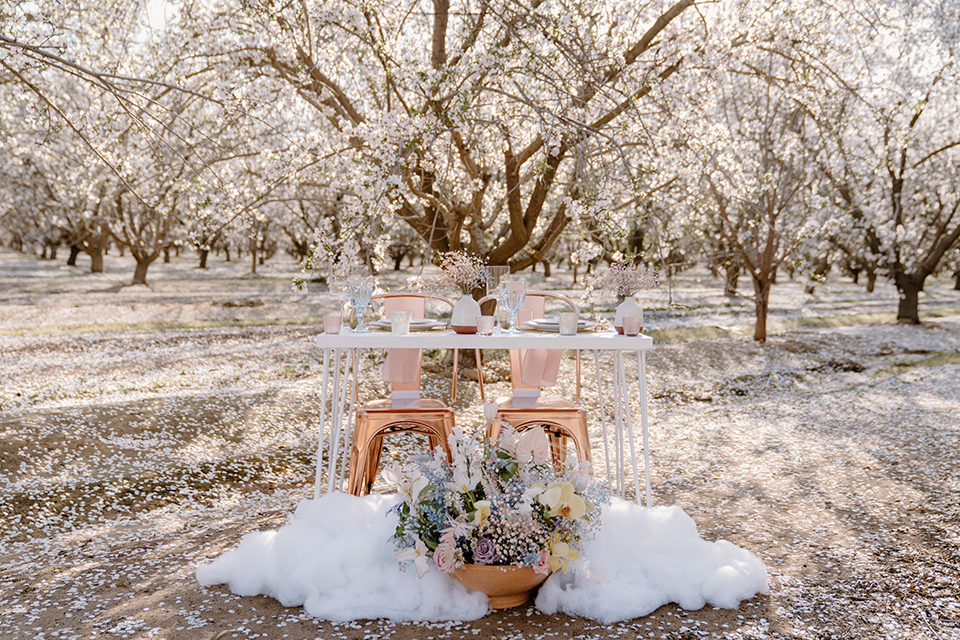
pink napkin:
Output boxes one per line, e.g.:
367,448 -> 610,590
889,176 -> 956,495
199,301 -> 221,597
382,349 -> 420,384
520,349 -> 563,387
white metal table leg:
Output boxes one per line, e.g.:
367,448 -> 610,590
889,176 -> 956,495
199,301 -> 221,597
617,351 -> 641,505
314,347 -> 331,499
593,350 -> 612,488
637,349 -> 652,507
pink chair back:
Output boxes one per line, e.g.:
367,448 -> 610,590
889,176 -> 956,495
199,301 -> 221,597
380,296 -> 426,395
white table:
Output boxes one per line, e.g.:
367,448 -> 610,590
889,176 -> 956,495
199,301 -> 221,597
314,329 -> 655,505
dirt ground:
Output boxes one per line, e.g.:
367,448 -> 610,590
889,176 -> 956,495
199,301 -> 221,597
1,248 -> 960,640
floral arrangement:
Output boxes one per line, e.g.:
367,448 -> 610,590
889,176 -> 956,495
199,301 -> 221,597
593,262 -> 658,298
389,426 -> 607,578
434,250 -> 488,295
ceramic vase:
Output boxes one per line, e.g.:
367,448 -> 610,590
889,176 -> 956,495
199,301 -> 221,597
452,564 -> 549,609
613,296 -> 643,335
451,293 -> 482,334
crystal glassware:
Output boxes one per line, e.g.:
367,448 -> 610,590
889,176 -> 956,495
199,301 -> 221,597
500,278 -> 526,335
347,275 -> 374,333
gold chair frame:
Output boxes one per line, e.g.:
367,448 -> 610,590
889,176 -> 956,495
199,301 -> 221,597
477,291 -> 590,469
347,293 -> 482,495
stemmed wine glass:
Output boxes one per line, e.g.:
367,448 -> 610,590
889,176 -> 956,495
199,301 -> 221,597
347,275 -> 374,333
499,277 -> 526,334
485,266 -> 510,333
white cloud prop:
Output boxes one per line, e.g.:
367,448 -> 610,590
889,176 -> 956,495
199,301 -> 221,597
196,492 -> 767,624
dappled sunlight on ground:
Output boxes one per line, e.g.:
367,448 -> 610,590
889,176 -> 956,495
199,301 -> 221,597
2,248 -> 960,638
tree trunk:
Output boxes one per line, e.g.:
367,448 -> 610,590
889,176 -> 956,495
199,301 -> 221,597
752,274 -> 771,342
224,246 -> 231,262
67,245 -> 81,266
896,273 -> 923,324
250,239 -> 258,275
393,253 -> 404,270
723,264 -> 739,296
89,249 -> 104,273
49,245 -> 58,260
954,268 -> 960,291
163,246 -> 171,263
850,268 -> 861,284
866,269 -> 877,293
198,248 -> 209,269
572,264 -> 578,286
542,260 -> 551,277
132,258 -> 151,285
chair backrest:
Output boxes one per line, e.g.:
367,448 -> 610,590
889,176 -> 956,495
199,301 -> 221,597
478,291 -> 580,395
358,292 -> 454,404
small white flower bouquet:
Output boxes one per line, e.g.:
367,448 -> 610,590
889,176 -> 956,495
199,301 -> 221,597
593,262 -> 658,298
389,426 -> 608,577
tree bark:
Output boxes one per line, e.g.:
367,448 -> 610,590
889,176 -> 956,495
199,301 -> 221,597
896,281 -> 921,323
198,248 -> 209,269
752,274 -> 771,342
866,269 -> 877,293
163,246 -> 171,263
954,268 -> 960,291
723,264 -> 739,296
67,245 -> 81,266
89,249 -> 104,273
132,258 -> 151,285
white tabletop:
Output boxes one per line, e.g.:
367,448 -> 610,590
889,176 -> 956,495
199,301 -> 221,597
315,329 -> 653,350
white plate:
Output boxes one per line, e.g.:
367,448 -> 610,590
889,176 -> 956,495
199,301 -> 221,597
368,319 -> 448,331
521,319 -> 598,333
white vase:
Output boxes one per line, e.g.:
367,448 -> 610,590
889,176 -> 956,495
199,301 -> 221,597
614,296 -> 643,335
451,293 -> 482,334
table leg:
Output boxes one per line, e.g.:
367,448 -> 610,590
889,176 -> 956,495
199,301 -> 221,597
336,349 -> 359,491
314,347 -> 331,499
327,348 -> 349,493
617,351 -> 642,505
593,350 -> 612,488
612,352 -> 626,499
637,350 -> 652,507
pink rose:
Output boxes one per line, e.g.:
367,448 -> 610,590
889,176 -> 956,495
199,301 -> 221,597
433,540 -> 457,574
534,549 -> 551,576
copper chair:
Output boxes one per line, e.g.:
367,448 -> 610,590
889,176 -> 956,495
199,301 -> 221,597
347,293 -> 481,495
478,291 -> 590,469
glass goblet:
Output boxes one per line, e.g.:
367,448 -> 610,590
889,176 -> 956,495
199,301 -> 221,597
500,279 -> 526,334
347,275 -> 374,333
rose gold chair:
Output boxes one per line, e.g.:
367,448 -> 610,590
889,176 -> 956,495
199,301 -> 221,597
347,293 -> 482,495
478,291 -> 590,469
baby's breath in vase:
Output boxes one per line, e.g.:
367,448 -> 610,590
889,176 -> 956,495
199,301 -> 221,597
592,262 -> 658,334
436,251 -> 488,333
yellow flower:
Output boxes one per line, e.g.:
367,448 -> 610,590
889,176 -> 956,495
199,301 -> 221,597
548,539 -> 580,573
537,481 -> 587,520
472,500 -> 491,526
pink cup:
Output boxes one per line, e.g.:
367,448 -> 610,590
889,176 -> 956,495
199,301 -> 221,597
323,314 -> 342,334
623,315 -> 643,336
476,316 -> 496,336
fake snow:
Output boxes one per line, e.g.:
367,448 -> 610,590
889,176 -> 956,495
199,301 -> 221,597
196,492 -> 767,624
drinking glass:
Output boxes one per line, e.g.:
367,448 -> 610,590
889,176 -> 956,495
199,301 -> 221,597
476,315 -> 495,335
485,266 -> 510,295
559,311 -> 579,335
391,311 -> 413,335
347,275 -> 374,333
500,278 -> 526,334
486,266 -> 510,333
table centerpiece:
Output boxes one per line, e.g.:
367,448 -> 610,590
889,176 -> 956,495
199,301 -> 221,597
389,426 -> 608,608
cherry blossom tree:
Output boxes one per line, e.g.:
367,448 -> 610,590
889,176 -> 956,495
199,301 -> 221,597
812,0 -> 960,323
181,0 -> 703,277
